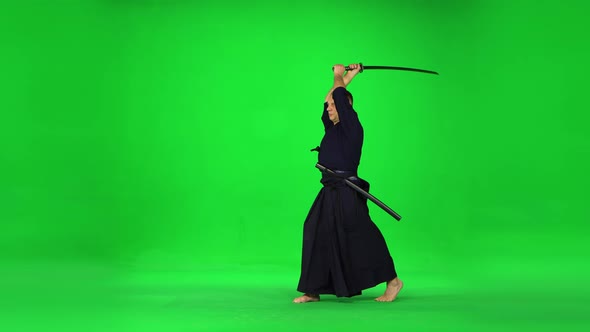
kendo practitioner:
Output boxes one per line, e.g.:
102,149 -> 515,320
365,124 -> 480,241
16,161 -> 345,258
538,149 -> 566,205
293,64 -> 403,303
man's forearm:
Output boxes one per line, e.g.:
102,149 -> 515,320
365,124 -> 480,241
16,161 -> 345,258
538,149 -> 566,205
333,73 -> 346,89
343,76 -> 351,86
325,65 -> 353,101
325,74 -> 346,101
343,73 -> 354,86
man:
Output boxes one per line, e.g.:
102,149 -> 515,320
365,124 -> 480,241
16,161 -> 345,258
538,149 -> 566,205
293,64 -> 403,303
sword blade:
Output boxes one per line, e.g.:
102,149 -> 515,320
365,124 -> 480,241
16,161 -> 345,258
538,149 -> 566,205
363,66 -> 439,75
315,163 -> 402,221
345,64 -> 439,75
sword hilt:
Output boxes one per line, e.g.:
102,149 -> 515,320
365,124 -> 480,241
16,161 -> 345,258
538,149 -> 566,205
345,63 -> 364,73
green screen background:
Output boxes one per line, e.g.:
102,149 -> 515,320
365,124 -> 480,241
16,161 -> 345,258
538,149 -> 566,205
1,0 -> 589,331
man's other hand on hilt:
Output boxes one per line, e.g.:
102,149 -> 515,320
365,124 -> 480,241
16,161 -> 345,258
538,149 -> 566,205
344,63 -> 361,86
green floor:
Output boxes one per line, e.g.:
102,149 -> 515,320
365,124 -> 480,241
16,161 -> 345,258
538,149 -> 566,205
3,261 -> 588,332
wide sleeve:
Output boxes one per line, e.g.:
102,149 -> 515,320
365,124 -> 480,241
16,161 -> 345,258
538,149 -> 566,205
321,101 -> 332,130
332,87 -> 362,135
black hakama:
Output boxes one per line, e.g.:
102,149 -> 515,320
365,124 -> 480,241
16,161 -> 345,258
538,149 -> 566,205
296,87 -> 397,297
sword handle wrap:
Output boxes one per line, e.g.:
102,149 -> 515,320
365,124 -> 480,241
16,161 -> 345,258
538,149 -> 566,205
345,63 -> 364,73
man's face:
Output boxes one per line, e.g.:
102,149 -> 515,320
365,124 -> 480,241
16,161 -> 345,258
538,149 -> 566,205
326,96 -> 340,124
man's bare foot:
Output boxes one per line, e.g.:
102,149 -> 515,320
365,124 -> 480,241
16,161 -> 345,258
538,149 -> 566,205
293,294 -> 320,303
375,277 -> 403,302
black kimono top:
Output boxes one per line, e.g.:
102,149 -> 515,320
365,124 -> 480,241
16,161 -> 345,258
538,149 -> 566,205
318,87 -> 364,172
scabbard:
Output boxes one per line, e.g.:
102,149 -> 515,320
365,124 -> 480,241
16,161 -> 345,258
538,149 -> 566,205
315,163 -> 402,221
